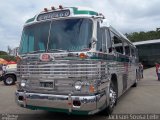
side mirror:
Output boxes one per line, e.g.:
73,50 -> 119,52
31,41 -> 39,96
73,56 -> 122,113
90,38 -> 97,49
91,38 -> 97,45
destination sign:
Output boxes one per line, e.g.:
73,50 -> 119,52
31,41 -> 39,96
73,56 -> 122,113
37,10 -> 70,21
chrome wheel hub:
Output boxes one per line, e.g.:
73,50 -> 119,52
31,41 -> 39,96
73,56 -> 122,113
109,87 -> 116,108
6,77 -> 13,85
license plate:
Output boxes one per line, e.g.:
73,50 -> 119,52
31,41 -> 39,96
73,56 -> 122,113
40,81 -> 54,88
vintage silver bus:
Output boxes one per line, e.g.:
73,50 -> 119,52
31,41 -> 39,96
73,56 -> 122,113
15,6 -> 139,115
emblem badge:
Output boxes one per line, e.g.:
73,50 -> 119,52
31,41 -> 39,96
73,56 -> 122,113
40,53 -> 52,62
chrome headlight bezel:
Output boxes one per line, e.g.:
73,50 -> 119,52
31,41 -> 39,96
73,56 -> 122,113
74,81 -> 82,91
20,79 -> 27,87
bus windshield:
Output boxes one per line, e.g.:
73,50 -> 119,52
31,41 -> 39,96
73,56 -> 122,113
19,18 -> 93,54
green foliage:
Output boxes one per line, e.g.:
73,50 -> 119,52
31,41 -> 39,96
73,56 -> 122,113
0,51 -> 16,61
126,30 -> 160,42
0,51 -> 8,55
0,55 -> 16,61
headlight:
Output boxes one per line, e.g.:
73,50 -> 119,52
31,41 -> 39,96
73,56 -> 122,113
74,81 -> 82,91
74,81 -> 96,93
20,80 -> 27,87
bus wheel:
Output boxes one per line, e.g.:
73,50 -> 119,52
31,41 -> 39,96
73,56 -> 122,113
105,81 -> 117,115
3,75 -> 16,85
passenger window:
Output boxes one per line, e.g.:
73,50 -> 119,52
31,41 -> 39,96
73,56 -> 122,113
97,26 -> 107,52
106,29 -> 112,53
131,48 -> 136,57
124,42 -> 130,56
97,23 -> 102,51
101,28 -> 107,52
111,34 -> 123,54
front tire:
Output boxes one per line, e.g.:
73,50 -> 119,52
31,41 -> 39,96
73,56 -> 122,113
104,81 -> 117,115
3,75 -> 16,85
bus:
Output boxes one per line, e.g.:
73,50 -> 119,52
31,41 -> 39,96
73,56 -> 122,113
15,6 -> 139,115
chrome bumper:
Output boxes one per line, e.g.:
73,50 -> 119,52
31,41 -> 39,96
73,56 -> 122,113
15,91 -> 108,115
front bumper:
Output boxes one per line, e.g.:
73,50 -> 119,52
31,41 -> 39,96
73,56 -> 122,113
15,91 -> 107,115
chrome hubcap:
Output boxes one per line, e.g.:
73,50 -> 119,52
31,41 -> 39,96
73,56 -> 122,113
6,77 -> 13,84
109,86 -> 116,108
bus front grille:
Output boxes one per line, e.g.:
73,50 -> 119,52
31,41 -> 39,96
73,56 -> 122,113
17,59 -> 106,93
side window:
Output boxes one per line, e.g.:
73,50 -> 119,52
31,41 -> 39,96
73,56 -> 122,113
106,29 -> 112,53
97,22 -> 102,51
111,32 -> 123,54
97,26 -> 107,52
101,28 -> 107,52
124,42 -> 130,56
131,48 -> 135,57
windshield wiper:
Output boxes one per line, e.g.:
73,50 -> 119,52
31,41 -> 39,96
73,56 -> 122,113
48,49 -> 67,52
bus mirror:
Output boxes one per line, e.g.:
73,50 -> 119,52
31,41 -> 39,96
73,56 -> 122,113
91,38 -> 97,49
91,38 -> 97,45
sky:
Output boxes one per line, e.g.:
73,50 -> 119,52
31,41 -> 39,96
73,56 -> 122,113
0,0 -> 160,51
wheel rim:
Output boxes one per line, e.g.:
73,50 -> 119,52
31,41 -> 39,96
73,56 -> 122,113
109,85 -> 117,108
6,77 -> 13,85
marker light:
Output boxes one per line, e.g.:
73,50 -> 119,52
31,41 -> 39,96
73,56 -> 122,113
51,6 -> 55,10
79,53 -> 87,59
59,5 -> 63,9
89,85 -> 95,93
44,8 -> 48,12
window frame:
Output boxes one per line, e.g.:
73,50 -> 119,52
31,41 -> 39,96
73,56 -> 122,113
110,31 -> 124,55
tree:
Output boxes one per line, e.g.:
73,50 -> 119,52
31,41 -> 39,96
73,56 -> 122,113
0,50 -> 16,61
126,30 -> 160,42
0,51 -> 8,55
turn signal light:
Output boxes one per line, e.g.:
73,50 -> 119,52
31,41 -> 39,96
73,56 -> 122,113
89,85 -> 95,93
79,53 -> 87,59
